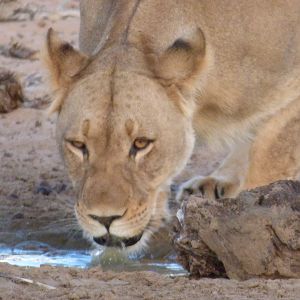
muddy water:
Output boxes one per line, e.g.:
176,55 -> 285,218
0,241 -> 187,276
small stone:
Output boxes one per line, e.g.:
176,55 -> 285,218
0,69 -> 23,113
54,183 -> 67,194
3,152 -> 12,158
35,120 -> 42,127
35,181 -> 53,196
9,193 -> 18,199
12,212 -> 24,219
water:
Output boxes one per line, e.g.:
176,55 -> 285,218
0,242 -> 187,276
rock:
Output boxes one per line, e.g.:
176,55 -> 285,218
0,0 -> 38,22
173,197 -> 227,279
173,180 -> 300,280
35,181 -> 53,196
0,42 -> 38,60
12,212 -> 24,219
0,69 -> 23,113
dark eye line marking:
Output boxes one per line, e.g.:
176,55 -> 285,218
65,139 -> 89,158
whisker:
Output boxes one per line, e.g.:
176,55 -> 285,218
27,224 -> 81,235
40,223 -> 79,231
46,217 -> 77,222
65,228 -> 83,241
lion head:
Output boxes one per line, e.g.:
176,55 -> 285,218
44,24 -> 207,252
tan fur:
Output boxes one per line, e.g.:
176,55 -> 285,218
177,99 -> 300,202
44,0 -> 300,251
245,98 -> 300,188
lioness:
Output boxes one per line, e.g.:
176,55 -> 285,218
44,0 -> 300,252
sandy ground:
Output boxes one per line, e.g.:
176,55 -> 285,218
0,0 -> 85,249
1,1 -> 300,299
1,263 -> 300,300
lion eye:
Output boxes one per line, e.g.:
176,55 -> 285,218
134,138 -> 150,150
70,141 -> 84,148
68,140 -> 88,156
130,138 -> 154,157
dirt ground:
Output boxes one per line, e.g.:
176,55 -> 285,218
1,263 -> 300,300
1,1 -> 300,299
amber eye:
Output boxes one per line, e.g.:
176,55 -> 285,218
68,140 -> 89,157
134,138 -> 150,150
130,138 -> 154,157
70,141 -> 84,148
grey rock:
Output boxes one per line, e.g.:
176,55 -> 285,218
173,180 -> 300,280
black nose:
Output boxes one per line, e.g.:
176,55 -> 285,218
89,215 -> 121,231
93,233 -> 143,248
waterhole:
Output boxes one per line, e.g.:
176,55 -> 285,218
0,241 -> 187,276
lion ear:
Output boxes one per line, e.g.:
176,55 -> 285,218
145,28 -> 206,93
43,28 -> 90,90
144,29 -> 206,117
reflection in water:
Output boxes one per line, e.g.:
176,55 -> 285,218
0,242 -> 187,276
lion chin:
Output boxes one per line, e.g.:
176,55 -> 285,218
84,228 -> 153,255
75,188 -> 171,254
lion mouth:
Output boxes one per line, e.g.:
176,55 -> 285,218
93,233 -> 143,248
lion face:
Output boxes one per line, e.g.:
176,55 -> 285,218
58,71 -> 194,250
44,25 -> 205,251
